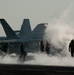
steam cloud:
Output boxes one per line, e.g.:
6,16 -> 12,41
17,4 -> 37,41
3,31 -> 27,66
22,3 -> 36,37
44,5 -> 74,56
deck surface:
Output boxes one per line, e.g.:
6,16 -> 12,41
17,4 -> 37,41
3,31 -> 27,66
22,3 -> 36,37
0,64 -> 74,75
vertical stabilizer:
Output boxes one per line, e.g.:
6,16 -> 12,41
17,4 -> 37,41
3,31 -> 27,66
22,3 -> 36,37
32,23 -> 47,41
0,19 -> 18,39
20,19 -> 31,39
32,23 -> 47,33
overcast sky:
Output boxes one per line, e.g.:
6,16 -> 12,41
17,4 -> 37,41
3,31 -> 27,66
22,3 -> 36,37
0,0 -> 74,36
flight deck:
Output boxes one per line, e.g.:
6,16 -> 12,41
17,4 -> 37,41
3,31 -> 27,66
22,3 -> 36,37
0,64 -> 74,75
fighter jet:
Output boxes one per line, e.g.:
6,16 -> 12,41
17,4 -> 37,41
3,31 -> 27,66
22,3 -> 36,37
0,19 -> 47,53
0,19 -> 47,41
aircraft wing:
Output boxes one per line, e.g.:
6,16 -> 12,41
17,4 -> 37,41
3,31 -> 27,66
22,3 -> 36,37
0,39 -> 18,43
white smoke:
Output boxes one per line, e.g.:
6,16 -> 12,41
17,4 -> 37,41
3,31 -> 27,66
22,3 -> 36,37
44,5 -> 74,56
0,52 -> 74,66
24,52 -> 74,66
